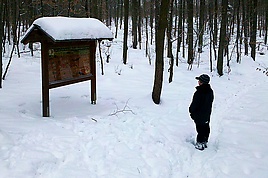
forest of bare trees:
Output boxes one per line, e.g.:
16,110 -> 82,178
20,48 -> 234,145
0,0 -> 267,103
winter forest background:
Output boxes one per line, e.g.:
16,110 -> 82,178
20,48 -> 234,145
1,0 -> 268,177
1,0 -> 268,100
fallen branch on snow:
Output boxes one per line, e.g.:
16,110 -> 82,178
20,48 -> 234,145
109,99 -> 136,117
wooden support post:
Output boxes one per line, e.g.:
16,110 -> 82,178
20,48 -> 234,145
91,77 -> 96,104
91,42 -> 97,104
41,44 -> 50,117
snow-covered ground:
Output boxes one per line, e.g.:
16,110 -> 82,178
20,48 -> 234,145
1,26 -> 268,178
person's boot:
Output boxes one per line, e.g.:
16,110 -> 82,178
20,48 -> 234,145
195,142 -> 205,150
203,141 -> 208,148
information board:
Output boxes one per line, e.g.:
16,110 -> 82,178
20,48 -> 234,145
48,46 -> 91,83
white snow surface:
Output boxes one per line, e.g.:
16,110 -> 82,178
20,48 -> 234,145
1,25 -> 268,178
24,17 -> 113,41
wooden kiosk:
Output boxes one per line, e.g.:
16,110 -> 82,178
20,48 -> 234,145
21,17 -> 113,117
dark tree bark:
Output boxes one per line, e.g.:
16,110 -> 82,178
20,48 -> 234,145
2,0 -> 19,80
152,0 -> 170,104
250,0 -> 258,61
168,0 -> 175,83
208,1 -> 214,71
0,0 -> 4,88
132,0 -> 138,49
217,0 -> 228,76
264,2 -> 268,45
91,0 -> 99,19
182,0 -> 185,58
198,0 -> 205,53
213,0 -> 218,47
137,0 -> 142,49
167,1 -> 173,58
144,0 -> 149,58
235,0 -> 241,63
175,0 -> 183,66
122,0 -> 129,64
150,0 -> 155,45
242,0 -> 249,55
187,0 -> 194,68
85,0 -> 89,17
114,0 -> 121,38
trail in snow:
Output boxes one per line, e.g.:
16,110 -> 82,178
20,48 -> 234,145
182,69 -> 268,178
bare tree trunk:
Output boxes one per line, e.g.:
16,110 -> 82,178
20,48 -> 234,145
217,0 -> 228,76
235,0 -> 241,63
182,0 -> 185,58
115,0 -> 121,38
198,0 -> 205,53
250,0 -> 258,61
208,1 -> 213,71
132,0 -> 138,49
137,0 -> 142,49
167,1 -> 173,58
150,0 -> 155,45
213,0 -> 218,47
2,43 -> 15,80
152,0 -> 170,104
2,0 -> 18,81
144,0 -> 149,58
16,6 -> 21,58
175,0 -> 183,66
168,0 -> 175,83
122,0 -> 129,64
85,0 -> 89,17
242,0 -> 249,55
209,28 -> 213,72
91,0 -> 98,19
264,2 -> 268,45
0,0 -> 4,88
187,0 -> 194,69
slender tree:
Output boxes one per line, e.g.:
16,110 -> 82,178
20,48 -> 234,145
122,0 -> 129,64
132,0 -> 138,49
137,0 -> 142,49
167,1 -> 173,58
152,0 -> 170,104
242,0 -> 249,55
264,2 -> 268,45
213,0 -> 218,47
168,0 -> 175,83
114,0 -> 122,38
175,0 -> 183,66
250,0 -> 258,61
235,0 -> 241,63
217,0 -> 228,76
208,1 -> 214,71
187,0 -> 194,69
182,0 -> 186,58
198,0 -> 205,53
0,0 -> 4,88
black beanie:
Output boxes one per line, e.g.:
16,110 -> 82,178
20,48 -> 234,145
195,74 -> 210,84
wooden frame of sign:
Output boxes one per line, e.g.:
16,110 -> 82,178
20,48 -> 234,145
40,41 -> 97,117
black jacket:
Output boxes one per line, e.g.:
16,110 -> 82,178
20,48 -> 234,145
189,84 -> 214,125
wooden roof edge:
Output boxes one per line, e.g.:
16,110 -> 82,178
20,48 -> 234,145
21,25 -> 56,45
21,26 -> 34,44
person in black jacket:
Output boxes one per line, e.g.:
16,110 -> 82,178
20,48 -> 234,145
189,74 -> 214,150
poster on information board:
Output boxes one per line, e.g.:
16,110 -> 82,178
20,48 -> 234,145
48,46 -> 91,83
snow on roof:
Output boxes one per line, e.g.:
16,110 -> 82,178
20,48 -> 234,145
24,16 -> 113,41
